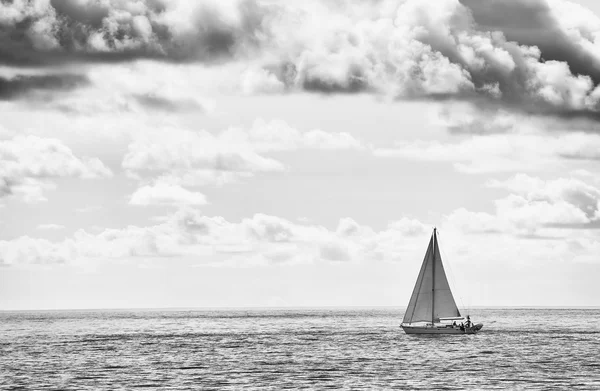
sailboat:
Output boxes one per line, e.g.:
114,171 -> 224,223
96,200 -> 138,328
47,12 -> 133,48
401,228 -> 483,335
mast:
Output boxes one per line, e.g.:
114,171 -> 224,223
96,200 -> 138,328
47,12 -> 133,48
431,227 -> 436,324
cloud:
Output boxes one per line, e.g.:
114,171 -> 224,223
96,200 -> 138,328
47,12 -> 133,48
336,217 -> 361,236
373,124 -> 600,173
245,213 -> 295,242
255,0 -> 600,117
373,135 -> 550,174
122,126 -> 286,187
460,0 -> 600,85
0,0 -> 268,65
444,208 -> 507,235
0,73 -> 88,100
240,67 -> 287,95
0,236 -> 74,265
123,118 -> 363,187
487,173 -> 600,229
387,218 -> 429,237
3,203 -> 600,267
3,0 -> 600,119
221,118 -> 364,152
129,182 -> 208,206
0,134 -> 112,203
36,224 -> 65,230
440,173 -> 600,239
435,105 -> 517,135
129,92 -> 207,112
0,208 -> 431,266
25,62 -> 217,115
557,135 -> 600,160
319,242 -> 351,262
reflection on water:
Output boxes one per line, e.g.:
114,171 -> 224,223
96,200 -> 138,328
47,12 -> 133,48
1,308 -> 599,390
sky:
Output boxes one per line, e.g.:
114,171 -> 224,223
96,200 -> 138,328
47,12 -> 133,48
2,0 -> 600,310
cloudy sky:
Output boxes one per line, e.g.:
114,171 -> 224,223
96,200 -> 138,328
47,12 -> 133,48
2,0 -> 600,310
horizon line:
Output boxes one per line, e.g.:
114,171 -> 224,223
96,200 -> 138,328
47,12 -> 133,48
2,304 -> 600,312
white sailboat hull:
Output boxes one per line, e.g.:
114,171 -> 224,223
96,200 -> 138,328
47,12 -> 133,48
401,323 -> 483,335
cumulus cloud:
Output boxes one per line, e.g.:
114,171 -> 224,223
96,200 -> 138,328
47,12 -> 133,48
441,173 -> 600,239
488,173 -> 600,229
2,203 -> 599,266
0,135 -> 112,202
0,0 -> 267,65
261,0 -> 600,116
3,0 -> 600,118
221,118 -> 364,152
0,236 -> 74,265
0,208 -> 431,266
122,125 -> 285,188
461,0 -> 600,85
129,182 -> 207,206
336,217 -> 362,236
240,67 -> 287,95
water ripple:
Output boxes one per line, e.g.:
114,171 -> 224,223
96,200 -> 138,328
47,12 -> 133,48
1,308 -> 599,389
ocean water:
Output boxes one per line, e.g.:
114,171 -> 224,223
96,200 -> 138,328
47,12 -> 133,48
1,308 -> 599,390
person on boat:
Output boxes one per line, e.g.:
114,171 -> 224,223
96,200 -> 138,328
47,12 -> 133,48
452,321 -> 457,327
465,315 -> 472,328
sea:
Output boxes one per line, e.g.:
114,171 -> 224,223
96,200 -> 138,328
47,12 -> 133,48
1,308 -> 599,390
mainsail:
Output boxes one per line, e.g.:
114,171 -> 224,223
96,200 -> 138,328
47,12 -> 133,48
402,229 -> 461,324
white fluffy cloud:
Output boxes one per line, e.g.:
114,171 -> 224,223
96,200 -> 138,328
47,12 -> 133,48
0,208 -> 430,266
221,118 -> 363,152
0,236 -> 75,265
129,182 -> 207,206
122,124 -> 285,186
0,135 -> 112,202
489,174 -> 600,229
3,203 -> 599,268
443,173 -> 600,238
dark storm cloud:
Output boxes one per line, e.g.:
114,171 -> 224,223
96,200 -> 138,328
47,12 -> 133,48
4,0 -> 600,119
0,0 -> 269,66
0,73 -> 89,100
50,0 -> 112,27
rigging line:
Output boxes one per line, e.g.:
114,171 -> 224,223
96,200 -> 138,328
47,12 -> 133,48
437,229 -> 467,316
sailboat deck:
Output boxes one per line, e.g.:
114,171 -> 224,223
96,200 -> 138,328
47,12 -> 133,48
401,325 -> 478,335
